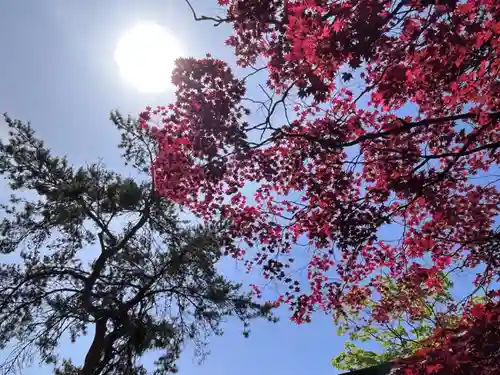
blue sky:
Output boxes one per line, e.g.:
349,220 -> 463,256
0,1 -> 349,374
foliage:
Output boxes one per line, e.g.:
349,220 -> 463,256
146,0 -> 499,373
332,274 -> 455,371
393,299 -> 500,375
0,113 -> 275,375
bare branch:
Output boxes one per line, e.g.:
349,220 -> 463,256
183,0 -> 230,26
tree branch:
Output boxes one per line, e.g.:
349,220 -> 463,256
279,111 -> 500,151
183,0 -> 230,26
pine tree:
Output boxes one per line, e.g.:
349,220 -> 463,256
0,112 -> 274,375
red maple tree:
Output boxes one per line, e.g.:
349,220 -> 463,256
142,0 -> 499,373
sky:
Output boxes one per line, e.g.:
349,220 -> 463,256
0,1 -> 351,374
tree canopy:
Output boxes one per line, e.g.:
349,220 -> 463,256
332,273 -> 456,371
144,0 -> 499,373
0,113 -> 275,375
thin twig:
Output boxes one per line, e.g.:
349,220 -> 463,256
183,0 -> 230,26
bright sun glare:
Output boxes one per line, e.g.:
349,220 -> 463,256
114,22 -> 182,93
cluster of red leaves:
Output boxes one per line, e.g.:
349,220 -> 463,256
143,0 -> 500,372
394,299 -> 500,375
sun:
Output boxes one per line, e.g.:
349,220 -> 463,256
114,22 -> 182,93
